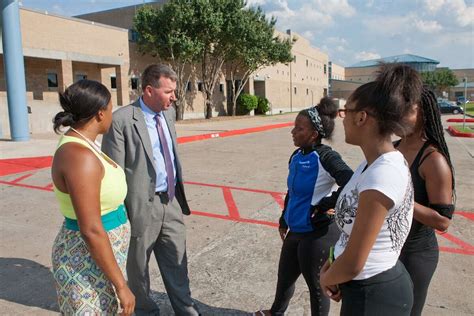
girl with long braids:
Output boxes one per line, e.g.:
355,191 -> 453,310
396,87 -> 455,316
320,64 -> 423,315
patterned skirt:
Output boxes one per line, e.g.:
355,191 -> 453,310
51,221 -> 130,315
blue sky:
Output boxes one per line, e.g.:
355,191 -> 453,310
21,0 -> 473,69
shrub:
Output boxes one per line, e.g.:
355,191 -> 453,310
255,96 -> 270,115
237,93 -> 258,115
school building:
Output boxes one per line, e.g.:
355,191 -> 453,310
1,3 -> 329,135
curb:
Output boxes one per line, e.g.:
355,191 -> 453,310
177,122 -> 293,144
447,118 -> 474,123
447,126 -> 474,138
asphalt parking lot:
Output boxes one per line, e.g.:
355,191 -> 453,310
0,113 -> 473,315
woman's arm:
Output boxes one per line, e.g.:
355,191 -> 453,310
59,145 -> 134,314
316,148 -> 353,212
320,190 -> 392,286
415,151 -> 453,231
278,192 -> 290,240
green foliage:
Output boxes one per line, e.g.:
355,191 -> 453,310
226,6 -> 294,115
133,3 -> 203,120
255,96 -> 270,115
421,68 -> 459,93
237,93 -> 258,115
133,0 -> 294,118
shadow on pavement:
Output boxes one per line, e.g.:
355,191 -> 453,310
151,291 -> 251,315
0,257 -> 59,312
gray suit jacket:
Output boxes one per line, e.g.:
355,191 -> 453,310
102,100 -> 190,237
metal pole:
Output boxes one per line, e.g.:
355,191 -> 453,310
1,0 -> 29,141
462,77 -> 467,129
289,57 -> 293,112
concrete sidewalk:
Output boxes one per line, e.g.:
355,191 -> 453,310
0,113 -> 473,315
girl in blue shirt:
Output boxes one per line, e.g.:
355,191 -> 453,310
256,98 -> 353,316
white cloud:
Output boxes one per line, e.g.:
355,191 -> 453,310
326,36 -> 348,45
422,0 -> 474,27
363,15 -> 409,35
268,3 -> 335,34
246,0 -> 268,5
314,0 -> 356,17
422,0 -> 445,13
414,19 -> 443,33
355,51 -> 381,61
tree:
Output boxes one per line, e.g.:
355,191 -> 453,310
190,0 -> 248,119
225,7 -> 293,116
134,4 -> 202,120
421,68 -> 459,96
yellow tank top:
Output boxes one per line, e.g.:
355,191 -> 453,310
53,135 -> 127,219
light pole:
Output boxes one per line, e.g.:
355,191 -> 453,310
462,77 -> 467,129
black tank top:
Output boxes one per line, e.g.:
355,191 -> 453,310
398,141 -> 438,252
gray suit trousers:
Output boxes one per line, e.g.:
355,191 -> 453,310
127,195 -> 199,316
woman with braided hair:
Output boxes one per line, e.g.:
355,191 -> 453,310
254,97 -> 353,316
396,87 -> 455,316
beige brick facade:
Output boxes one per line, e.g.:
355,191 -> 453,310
0,7 -> 130,107
1,4 -> 331,135
344,66 -> 377,83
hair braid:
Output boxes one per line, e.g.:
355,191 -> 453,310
421,88 -> 456,202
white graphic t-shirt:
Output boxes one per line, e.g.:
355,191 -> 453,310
334,151 -> 414,280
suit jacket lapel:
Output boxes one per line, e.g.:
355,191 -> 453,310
132,101 -> 156,171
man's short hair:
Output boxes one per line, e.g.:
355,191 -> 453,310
141,64 -> 177,90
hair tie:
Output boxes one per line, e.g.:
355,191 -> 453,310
306,107 -> 326,137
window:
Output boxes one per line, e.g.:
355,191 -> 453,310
110,76 -> 117,89
47,73 -> 58,88
198,82 -> 203,92
129,30 -> 139,42
187,82 -> 192,92
131,78 -> 139,90
324,64 -> 327,74
219,83 -> 224,93
306,88 -> 309,95
75,74 -> 87,82
294,87 -> 297,94
293,55 -> 296,63
306,59 -> 308,67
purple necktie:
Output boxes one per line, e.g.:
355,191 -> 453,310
154,114 -> 175,201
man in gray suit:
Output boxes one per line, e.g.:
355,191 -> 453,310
102,64 -> 199,316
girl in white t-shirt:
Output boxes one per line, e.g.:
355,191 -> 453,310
319,64 -> 423,316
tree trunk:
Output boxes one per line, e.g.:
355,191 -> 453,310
205,99 -> 212,119
175,99 -> 184,121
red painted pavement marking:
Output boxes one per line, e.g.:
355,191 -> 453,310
437,231 -> 474,256
222,187 -> 240,219
270,193 -> 286,209
191,210 -> 278,228
10,173 -> 34,184
456,211 -> 474,221
0,122 -> 293,177
0,154 -> 473,256
0,179 -> 53,192
177,122 -> 293,144
0,156 -> 52,176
